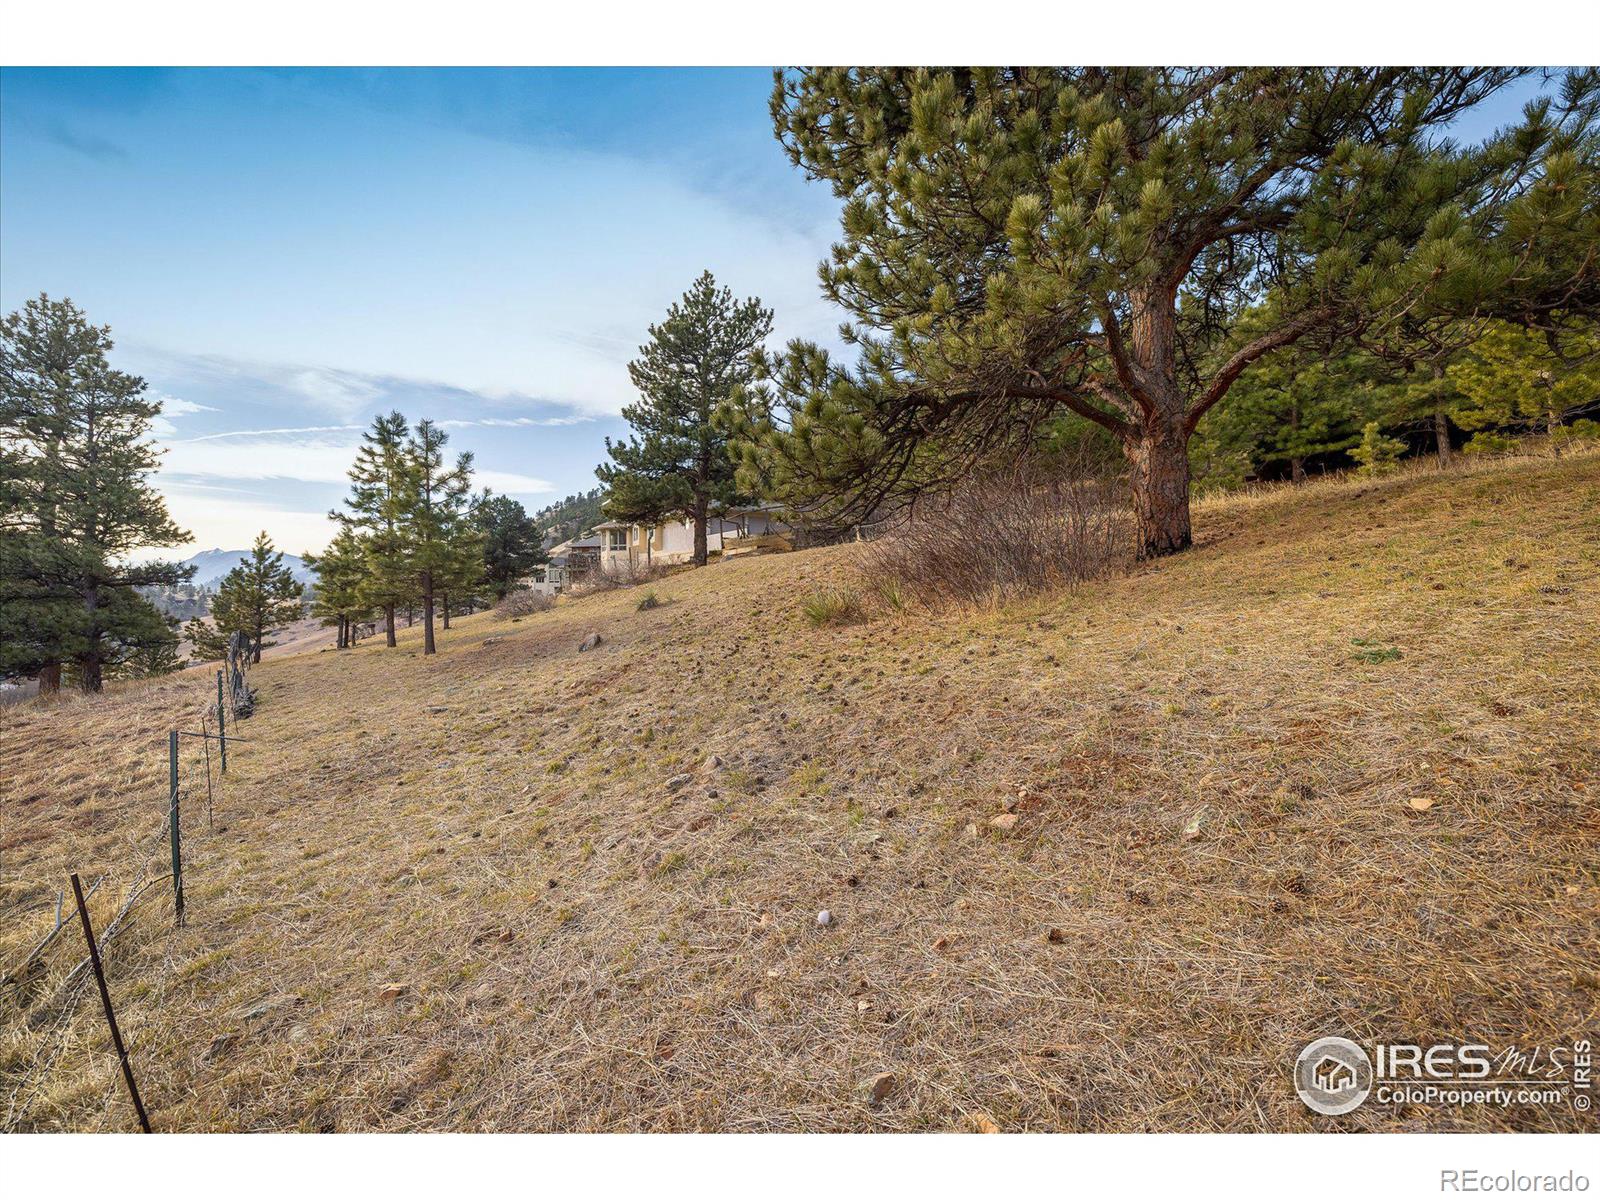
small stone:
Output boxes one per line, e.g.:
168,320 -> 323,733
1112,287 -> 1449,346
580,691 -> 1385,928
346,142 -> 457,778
972,1113 -> 1001,1134
990,813 -> 1019,832
426,705 -> 446,714
816,909 -> 833,927
963,822 -> 979,840
378,982 -> 410,1002
1182,809 -> 1207,840
203,1032 -> 238,1061
705,754 -> 723,769
665,773 -> 692,792
287,1025 -> 311,1045
578,631 -> 602,652
861,1071 -> 897,1104
766,968 -> 782,978
857,999 -> 872,1013
1002,795 -> 1020,812
757,912 -> 775,928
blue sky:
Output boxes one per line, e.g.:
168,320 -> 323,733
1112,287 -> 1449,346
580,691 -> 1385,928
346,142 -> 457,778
0,67 -> 844,555
0,68 -> 1561,556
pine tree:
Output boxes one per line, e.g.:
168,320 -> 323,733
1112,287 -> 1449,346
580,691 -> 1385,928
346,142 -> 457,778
1351,422 -> 1408,476
439,501 -> 488,628
1447,322 -> 1600,450
303,526 -> 370,649
203,532 -> 304,663
740,69 -> 1600,559
398,419 -> 473,655
183,613 -> 232,662
474,492 -> 547,600
335,411 -> 413,648
1,294 -> 193,692
1200,342 -> 1381,482
598,271 -> 773,567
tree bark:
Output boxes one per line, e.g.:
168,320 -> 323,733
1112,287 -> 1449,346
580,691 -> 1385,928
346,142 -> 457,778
1121,286 -> 1193,559
422,571 -> 436,655
80,584 -> 103,693
442,594 -> 451,631
1124,419 -> 1193,559
1290,456 -> 1306,483
385,605 -> 397,648
692,495 -> 709,567
1432,364 -> 1453,466
38,663 -> 61,694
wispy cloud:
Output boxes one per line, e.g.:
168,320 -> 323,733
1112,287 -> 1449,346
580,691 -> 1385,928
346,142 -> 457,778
173,424 -> 364,444
154,393 -> 217,417
162,431 -> 554,497
42,121 -> 128,162
288,367 -> 383,418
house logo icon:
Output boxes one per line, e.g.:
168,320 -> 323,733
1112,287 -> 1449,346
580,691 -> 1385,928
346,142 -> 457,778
1295,1037 -> 1373,1116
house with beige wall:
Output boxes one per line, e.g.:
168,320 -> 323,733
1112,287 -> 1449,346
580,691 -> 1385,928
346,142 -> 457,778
593,506 -> 789,571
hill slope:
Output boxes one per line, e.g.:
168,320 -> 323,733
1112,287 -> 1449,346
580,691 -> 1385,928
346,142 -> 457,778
3,450 -> 1597,1132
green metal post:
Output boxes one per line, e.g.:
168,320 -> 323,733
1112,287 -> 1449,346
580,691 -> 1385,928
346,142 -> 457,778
169,730 -> 184,927
216,669 -> 227,773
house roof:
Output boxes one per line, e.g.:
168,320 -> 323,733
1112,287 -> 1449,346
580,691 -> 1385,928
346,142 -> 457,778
592,519 -> 629,530
568,535 -> 602,550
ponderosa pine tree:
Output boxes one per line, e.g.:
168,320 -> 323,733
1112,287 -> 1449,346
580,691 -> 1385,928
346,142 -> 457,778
1447,321 -> 1600,450
438,498 -> 487,629
205,532 -> 303,664
1201,341 -> 1381,481
398,419 -> 473,655
598,271 -> 773,567
1,294 -> 193,692
471,491 -> 543,602
183,612 -> 232,663
335,411 -> 412,648
303,526 -> 370,649
737,68 -> 1600,558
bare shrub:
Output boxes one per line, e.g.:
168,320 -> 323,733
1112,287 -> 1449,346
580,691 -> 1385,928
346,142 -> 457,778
497,588 -> 553,618
858,460 -> 1132,611
571,558 -> 670,595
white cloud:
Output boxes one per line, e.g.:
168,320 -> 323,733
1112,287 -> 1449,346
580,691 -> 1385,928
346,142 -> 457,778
475,469 -> 554,495
146,488 -> 337,557
154,393 -> 217,417
160,434 -> 553,497
162,436 -> 363,484
148,391 -> 218,438
288,368 -> 383,418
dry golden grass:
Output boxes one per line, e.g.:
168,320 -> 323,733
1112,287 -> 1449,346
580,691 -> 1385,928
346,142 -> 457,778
3,447 -> 1598,1132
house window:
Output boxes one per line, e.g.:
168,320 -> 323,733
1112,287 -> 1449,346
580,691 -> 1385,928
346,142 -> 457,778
607,529 -> 627,552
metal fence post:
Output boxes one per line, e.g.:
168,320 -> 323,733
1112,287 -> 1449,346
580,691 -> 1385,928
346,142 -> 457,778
168,730 -> 184,928
70,872 -> 151,1133
216,668 -> 228,773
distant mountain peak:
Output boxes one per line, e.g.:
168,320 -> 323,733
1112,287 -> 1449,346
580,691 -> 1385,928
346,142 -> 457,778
180,547 -> 315,589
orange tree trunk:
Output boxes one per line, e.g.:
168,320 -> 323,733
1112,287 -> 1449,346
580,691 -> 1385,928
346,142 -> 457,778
1124,417 -> 1193,559
1122,287 -> 1193,560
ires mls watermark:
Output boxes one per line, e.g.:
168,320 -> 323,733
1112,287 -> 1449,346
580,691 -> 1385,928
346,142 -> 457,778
1294,1036 -> 1593,1117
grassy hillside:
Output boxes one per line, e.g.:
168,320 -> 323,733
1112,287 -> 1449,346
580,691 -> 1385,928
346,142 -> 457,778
3,449 -> 1597,1132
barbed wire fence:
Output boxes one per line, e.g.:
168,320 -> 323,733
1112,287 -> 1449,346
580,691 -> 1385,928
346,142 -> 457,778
0,633 -> 261,1133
